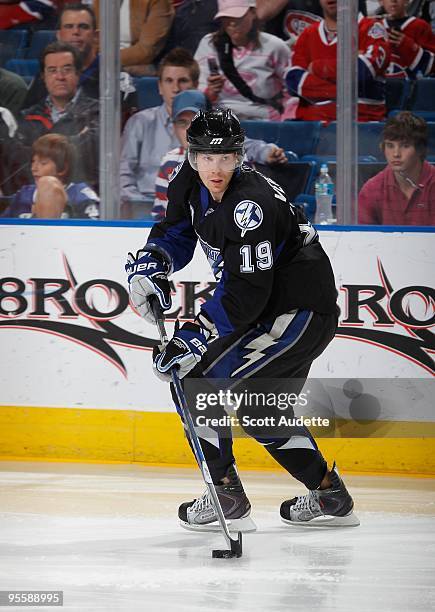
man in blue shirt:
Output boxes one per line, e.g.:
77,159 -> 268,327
12,41 -> 99,191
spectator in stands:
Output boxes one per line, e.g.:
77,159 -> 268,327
120,47 -> 288,216
120,48 -> 199,212
378,0 -> 435,78
13,41 -> 99,189
256,1 -> 367,45
22,3 -> 137,120
1,133 -> 99,218
194,0 -> 294,120
94,0 -> 174,76
0,68 -> 27,117
286,0 -> 391,121
358,112 -> 435,225
162,0 -> 218,55
0,0 -> 57,30
152,89 -> 208,220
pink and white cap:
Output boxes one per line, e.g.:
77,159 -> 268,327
214,0 -> 256,20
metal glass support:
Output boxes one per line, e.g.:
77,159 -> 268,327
99,0 -> 121,219
336,0 -> 358,224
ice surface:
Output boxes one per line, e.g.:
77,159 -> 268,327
0,462 -> 434,612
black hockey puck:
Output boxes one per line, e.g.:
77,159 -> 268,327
212,549 -> 237,558
212,532 -> 243,558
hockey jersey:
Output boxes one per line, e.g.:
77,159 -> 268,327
265,6 -> 321,44
1,182 -> 100,219
286,17 -> 391,121
380,16 -> 435,78
146,161 -> 337,337
0,0 -> 55,29
153,146 -> 186,215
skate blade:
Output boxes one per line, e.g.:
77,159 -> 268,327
282,511 -> 360,528
180,515 -> 257,533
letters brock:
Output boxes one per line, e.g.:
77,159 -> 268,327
0,257 -> 433,374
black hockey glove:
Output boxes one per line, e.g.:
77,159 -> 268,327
153,321 -> 208,381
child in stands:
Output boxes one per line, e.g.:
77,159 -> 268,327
1,133 -> 99,219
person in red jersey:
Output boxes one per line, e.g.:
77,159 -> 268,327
286,0 -> 391,121
378,0 -> 435,78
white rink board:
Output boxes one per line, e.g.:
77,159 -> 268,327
0,224 -> 433,414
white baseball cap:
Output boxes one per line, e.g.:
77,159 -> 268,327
214,0 -> 256,20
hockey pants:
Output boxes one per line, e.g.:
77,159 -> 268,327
170,309 -> 338,490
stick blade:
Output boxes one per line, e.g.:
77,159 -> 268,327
212,549 -> 237,559
212,531 -> 243,559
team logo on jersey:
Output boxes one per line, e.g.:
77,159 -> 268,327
368,22 -> 388,40
80,186 -> 99,201
168,161 -> 183,183
233,200 -> 263,237
285,10 -> 321,38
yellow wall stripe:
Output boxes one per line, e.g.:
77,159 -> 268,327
1,406 -> 434,475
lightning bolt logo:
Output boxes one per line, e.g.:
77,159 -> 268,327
234,200 -> 263,237
232,333 -> 277,376
231,313 -> 297,377
240,202 -> 255,228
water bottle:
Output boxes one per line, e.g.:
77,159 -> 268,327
314,163 -> 334,225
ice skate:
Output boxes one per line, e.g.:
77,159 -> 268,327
280,463 -> 360,527
178,464 -> 257,533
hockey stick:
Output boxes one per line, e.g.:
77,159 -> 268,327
149,297 -> 243,559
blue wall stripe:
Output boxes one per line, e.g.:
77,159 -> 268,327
0,219 -> 433,233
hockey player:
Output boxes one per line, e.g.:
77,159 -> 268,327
126,109 -> 359,529
286,0 -> 391,121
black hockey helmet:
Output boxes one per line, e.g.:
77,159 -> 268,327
187,108 -> 245,170
187,108 -> 245,153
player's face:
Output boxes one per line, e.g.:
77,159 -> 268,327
221,9 -> 256,47
43,52 -> 79,102
159,67 -> 196,112
319,0 -> 337,20
196,153 -> 237,202
31,155 -> 62,183
173,110 -> 196,148
383,139 -> 421,175
57,10 -> 96,61
381,0 -> 408,19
